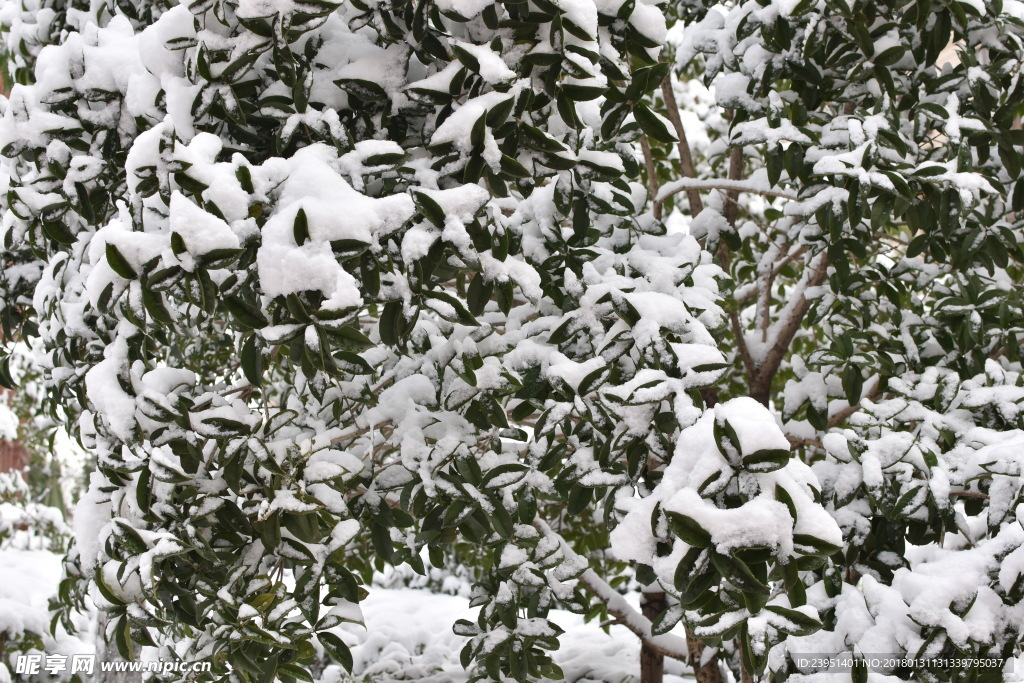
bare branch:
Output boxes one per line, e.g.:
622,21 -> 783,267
659,77 -> 704,217
949,491 -> 990,500
750,253 -> 829,404
641,136 -> 662,222
330,418 -> 394,446
786,434 -> 823,450
723,146 -> 744,227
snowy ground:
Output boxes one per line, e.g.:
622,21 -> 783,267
0,548 -> 95,682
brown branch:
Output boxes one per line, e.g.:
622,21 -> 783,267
750,254 -> 829,405
657,181 -> 798,206
948,491 -> 989,500
640,136 -> 662,222
786,434 -> 823,450
533,519 -> 691,663
329,418 -> 393,446
723,146 -> 744,227
730,307 -> 756,380
660,76 -> 704,217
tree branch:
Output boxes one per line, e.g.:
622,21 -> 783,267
533,519 -> 691,663
659,77 -> 704,217
640,136 -> 662,222
750,253 -> 829,404
330,418 -> 393,446
723,146 -> 744,228
656,178 -> 799,207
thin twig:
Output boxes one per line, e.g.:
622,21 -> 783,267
948,491 -> 989,500
640,136 -> 662,222
750,253 -> 830,401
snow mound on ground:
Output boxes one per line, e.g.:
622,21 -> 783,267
0,549 -> 94,681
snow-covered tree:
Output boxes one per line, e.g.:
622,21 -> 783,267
0,0 -> 721,680
2,0 -> 1024,680
624,0 -> 1024,679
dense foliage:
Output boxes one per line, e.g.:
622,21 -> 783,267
1,0 -> 1023,680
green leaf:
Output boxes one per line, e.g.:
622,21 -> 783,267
673,546 -> 705,591
633,103 -> 676,143
792,533 -> 843,557
318,632 -> 354,672
114,616 -> 134,661
873,45 -> 906,66
379,301 -> 403,346
414,192 -> 446,228
764,605 -> 822,636
142,288 -> 174,324
842,364 -> 864,405
334,78 -> 389,103
561,84 -> 606,101
0,357 -> 15,390
225,295 -> 269,329
666,511 -> 712,548
422,290 -> 478,326
294,207 -> 310,245
106,243 -> 138,279
95,568 -> 126,606
711,552 -> 767,593
278,663 -> 314,682
42,220 -> 76,245
742,448 -> 790,473
650,603 -> 684,635
241,335 -> 264,386
329,325 -> 375,352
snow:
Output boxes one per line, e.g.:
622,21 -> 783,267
667,488 -> 796,557
450,41 -> 515,83
0,549 -> 93,680
0,402 -> 16,441
303,449 -> 364,483
256,144 -> 415,306
319,589 -> 696,683
716,397 -> 792,456
83,336 -> 137,443
435,0 -> 493,17
431,89 -> 522,152
628,1 -> 667,44
169,192 -> 240,267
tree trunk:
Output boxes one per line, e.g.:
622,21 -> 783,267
640,591 -> 665,683
685,625 -> 725,683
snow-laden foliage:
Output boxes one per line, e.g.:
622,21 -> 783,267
4,0 -> 1024,678
0,0 -> 739,679
611,397 -> 843,670
628,0 -> 1024,679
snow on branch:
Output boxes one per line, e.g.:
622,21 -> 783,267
533,519 -> 691,663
